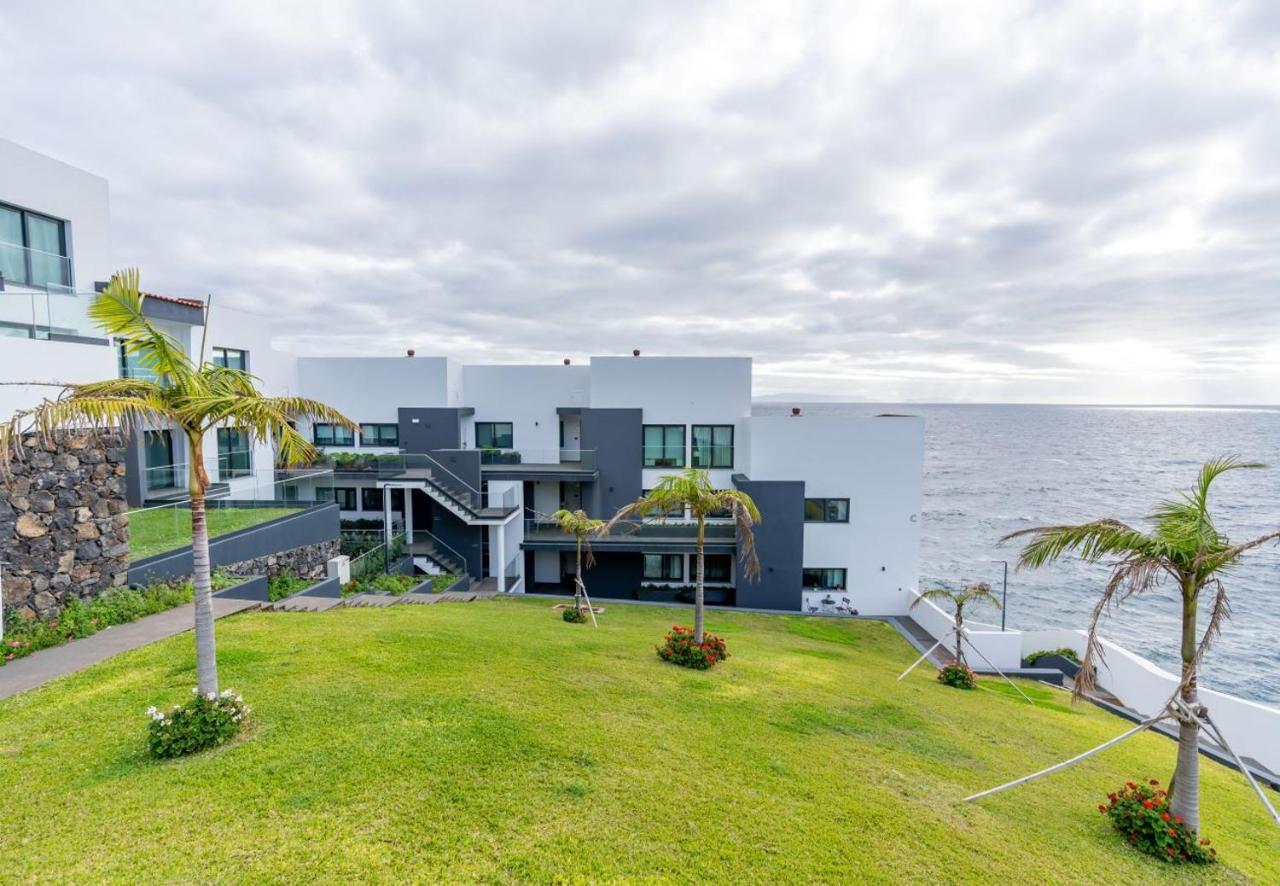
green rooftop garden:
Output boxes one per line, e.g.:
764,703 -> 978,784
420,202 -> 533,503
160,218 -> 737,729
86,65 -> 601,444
0,598 -> 1274,881
128,505 -> 300,561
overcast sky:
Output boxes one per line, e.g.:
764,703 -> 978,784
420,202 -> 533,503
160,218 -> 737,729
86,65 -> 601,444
2,1 -> 1278,403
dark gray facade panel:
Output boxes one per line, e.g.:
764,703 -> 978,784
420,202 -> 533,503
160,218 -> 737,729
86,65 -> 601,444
127,503 -> 340,585
212,574 -> 269,602
123,428 -> 147,507
579,408 -> 643,519
578,551 -> 643,600
397,408 -> 463,451
428,499 -> 484,579
429,448 -> 481,490
731,478 -> 805,611
140,297 -> 205,326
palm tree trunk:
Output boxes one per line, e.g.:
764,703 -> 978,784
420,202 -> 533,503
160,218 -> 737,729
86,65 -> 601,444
188,436 -> 218,697
694,518 -> 706,644
954,606 -> 966,667
1169,583 -> 1200,831
574,538 -> 583,610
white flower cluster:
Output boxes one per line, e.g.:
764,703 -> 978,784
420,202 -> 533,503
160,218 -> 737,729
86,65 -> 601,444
145,687 -> 250,728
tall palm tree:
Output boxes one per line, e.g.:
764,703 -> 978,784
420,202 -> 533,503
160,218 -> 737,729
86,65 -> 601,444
606,467 -> 761,643
910,581 -> 1000,668
549,508 -> 607,614
1,269 -> 356,696
1003,456 -> 1278,833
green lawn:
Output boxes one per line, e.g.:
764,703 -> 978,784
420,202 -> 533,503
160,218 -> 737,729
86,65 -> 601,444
128,506 -> 299,560
0,599 -> 1275,882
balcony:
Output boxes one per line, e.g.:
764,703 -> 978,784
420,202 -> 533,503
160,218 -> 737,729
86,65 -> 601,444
521,518 -> 738,554
0,287 -> 103,343
0,240 -> 73,291
479,449 -> 598,480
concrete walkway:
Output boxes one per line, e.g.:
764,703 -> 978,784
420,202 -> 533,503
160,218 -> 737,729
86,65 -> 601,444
0,598 -> 259,701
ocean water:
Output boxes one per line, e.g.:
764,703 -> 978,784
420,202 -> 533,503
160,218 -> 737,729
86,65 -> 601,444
761,403 -> 1280,706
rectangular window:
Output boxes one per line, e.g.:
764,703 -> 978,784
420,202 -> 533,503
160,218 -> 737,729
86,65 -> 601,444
313,423 -> 354,447
359,423 -> 399,447
643,553 -> 684,582
642,489 -> 685,519
802,568 -> 848,590
691,425 -> 734,468
118,344 -> 157,382
702,554 -> 733,583
324,486 -> 357,510
804,498 -> 850,523
475,421 -> 514,449
216,428 -> 252,481
361,487 -> 384,511
642,425 -> 685,467
0,201 -> 70,289
211,347 -> 248,371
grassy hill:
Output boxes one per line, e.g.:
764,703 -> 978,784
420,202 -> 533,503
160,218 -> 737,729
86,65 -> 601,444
0,598 -> 1275,882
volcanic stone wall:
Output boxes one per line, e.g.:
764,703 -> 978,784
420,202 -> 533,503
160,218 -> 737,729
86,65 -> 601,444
0,432 -> 130,619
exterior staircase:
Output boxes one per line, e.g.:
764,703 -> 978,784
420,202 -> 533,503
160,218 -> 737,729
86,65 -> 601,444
377,456 -> 517,526
409,529 -> 467,576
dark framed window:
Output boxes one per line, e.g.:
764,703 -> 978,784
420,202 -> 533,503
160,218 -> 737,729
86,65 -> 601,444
216,428 -> 252,480
211,347 -> 248,371
118,344 -> 156,381
360,423 -> 399,447
314,423 -> 354,447
0,201 -> 71,289
802,568 -> 848,590
804,498 -> 850,523
361,487 -> 384,511
476,421 -> 514,449
642,425 -> 685,467
322,486 -> 357,510
691,425 -> 734,468
702,554 -> 733,583
643,553 -> 684,581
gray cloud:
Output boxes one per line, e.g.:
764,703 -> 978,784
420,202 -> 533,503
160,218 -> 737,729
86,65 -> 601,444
1,0 -> 1278,403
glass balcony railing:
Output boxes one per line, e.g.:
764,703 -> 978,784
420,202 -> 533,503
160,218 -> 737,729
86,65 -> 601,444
0,241 -> 73,291
217,449 -> 254,482
0,287 -> 99,341
478,448 -> 596,470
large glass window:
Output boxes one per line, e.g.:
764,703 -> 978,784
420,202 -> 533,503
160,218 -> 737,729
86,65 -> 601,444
320,486 -> 357,510
642,489 -> 685,519
212,347 -> 247,371
143,430 -> 176,491
802,568 -> 848,590
642,425 -> 685,467
314,423 -> 354,447
0,202 -> 70,289
643,553 -> 684,582
475,422 -> 514,449
804,498 -> 850,523
702,554 -> 733,583
360,423 -> 399,447
216,428 -> 252,480
118,344 -> 157,382
361,487 -> 384,511
691,425 -> 734,468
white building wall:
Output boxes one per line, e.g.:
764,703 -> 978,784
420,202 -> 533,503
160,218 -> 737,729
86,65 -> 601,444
0,338 -> 118,419
749,414 -> 924,616
296,356 -> 451,428
461,364 -> 590,454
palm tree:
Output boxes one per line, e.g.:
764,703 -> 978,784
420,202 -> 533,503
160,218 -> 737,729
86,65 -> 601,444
910,581 -> 1000,668
1003,456 -> 1279,833
0,269 -> 356,696
606,467 -> 761,643
549,508 -> 607,615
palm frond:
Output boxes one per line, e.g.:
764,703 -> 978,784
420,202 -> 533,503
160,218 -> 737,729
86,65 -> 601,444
910,586 -> 958,610
90,269 -> 195,385
1003,519 -> 1161,569
1186,579 -> 1231,693
962,581 -> 1001,609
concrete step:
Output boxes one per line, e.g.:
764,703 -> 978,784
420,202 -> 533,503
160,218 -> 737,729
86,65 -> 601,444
398,592 -> 443,605
272,595 -> 343,612
436,591 -> 478,603
343,593 -> 403,607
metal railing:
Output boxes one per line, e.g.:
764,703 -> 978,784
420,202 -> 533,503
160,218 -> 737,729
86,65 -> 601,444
349,530 -> 407,581
477,448 -> 596,469
0,241 -> 73,291
409,529 -> 467,573
522,518 -> 737,542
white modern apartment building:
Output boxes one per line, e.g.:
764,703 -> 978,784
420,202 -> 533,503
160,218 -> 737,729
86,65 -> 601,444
1,138 -> 924,613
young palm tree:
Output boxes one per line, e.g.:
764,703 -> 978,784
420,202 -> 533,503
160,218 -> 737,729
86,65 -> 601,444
1003,456 -> 1278,832
910,581 -> 1000,668
606,467 -> 761,643
1,269 -> 356,696
549,508 -> 607,615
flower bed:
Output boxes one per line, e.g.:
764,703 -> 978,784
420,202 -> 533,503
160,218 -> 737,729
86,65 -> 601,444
656,625 -> 728,670
1100,779 -> 1215,864
2,571 -> 238,666
341,572 -> 419,597
148,688 -> 251,759
937,661 -> 977,689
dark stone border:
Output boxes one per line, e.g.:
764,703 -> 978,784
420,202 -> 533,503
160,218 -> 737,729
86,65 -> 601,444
212,575 -> 269,602
127,503 -> 339,585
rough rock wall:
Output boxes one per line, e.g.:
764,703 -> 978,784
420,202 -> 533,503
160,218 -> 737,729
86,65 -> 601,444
0,432 -> 130,619
218,539 -> 340,581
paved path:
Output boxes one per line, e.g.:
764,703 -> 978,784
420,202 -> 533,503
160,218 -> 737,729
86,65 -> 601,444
0,598 -> 259,701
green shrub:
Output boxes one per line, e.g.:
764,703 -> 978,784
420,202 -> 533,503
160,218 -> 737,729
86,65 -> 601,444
1100,779 -> 1215,864
937,661 -> 977,689
341,572 -> 418,596
562,605 -> 588,623
267,572 -> 312,602
147,689 -> 250,759
430,574 -> 461,592
656,626 -> 728,670
1026,647 -> 1080,665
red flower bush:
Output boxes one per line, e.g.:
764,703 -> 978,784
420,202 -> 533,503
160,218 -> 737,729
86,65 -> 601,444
1100,779 -> 1215,864
936,660 -> 977,689
656,626 -> 728,670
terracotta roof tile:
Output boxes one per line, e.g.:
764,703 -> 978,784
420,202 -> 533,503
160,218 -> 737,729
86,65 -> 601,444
141,291 -> 206,309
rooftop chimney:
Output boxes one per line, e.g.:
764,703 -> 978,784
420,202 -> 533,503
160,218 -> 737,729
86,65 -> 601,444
791,406 -> 802,416
406,349 -> 415,357
632,349 -> 641,357
563,358 -> 571,365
